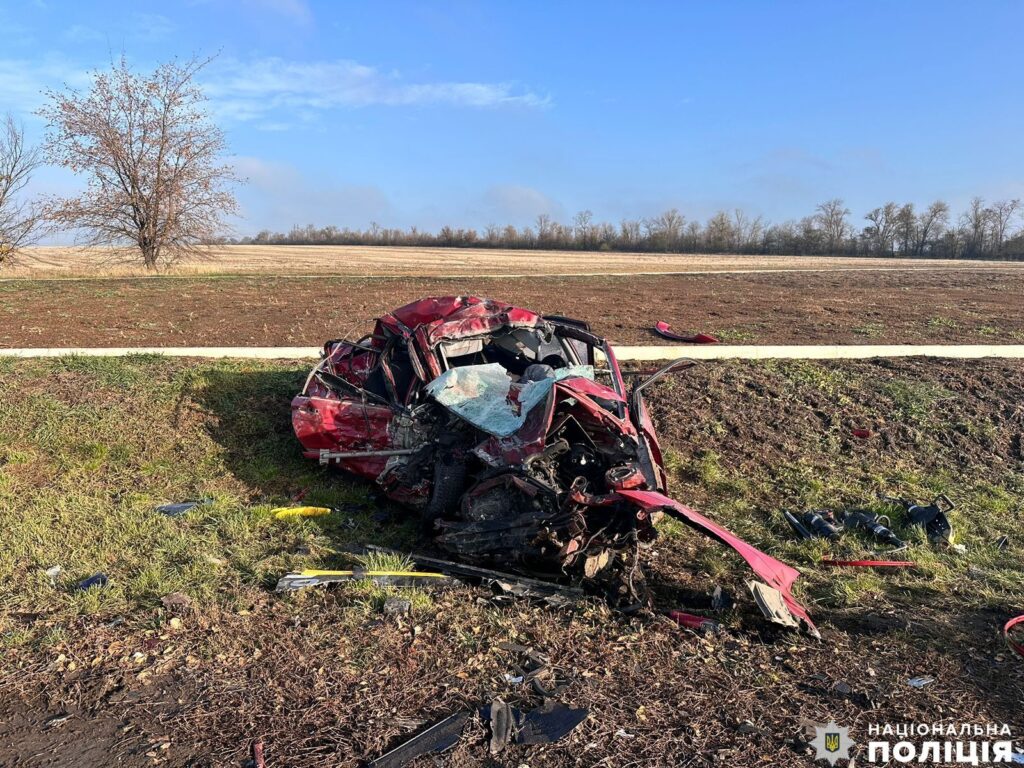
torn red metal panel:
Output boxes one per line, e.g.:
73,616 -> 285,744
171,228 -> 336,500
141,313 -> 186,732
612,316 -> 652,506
618,489 -> 818,637
1003,615 -> 1024,660
654,321 -> 720,344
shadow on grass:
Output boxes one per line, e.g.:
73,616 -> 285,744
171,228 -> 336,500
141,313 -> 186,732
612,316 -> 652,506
194,366 -> 311,497
825,604 -> 1024,731
193,365 -> 421,561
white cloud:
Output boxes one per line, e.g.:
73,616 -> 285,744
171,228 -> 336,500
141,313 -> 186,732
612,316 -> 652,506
248,0 -> 313,25
477,184 -> 565,226
189,0 -> 314,25
131,13 -> 177,41
63,24 -> 104,43
230,156 -> 394,233
0,56 -> 90,117
203,57 -> 550,122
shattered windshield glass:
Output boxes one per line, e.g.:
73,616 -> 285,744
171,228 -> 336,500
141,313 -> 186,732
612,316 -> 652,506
425,362 -> 595,437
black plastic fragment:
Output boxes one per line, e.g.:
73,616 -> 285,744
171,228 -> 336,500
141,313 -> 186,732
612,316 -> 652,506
843,509 -> 905,548
516,701 -> 589,745
489,699 -> 514,754
783,510 -> 840,540
367,711 -> 469,768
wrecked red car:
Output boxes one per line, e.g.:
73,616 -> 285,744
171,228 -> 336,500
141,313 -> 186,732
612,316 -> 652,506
292,296 -> 817,635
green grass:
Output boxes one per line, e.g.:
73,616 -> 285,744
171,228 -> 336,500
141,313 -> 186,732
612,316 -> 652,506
927,315 -> 959,330
0,357 -> 417,647
852,321 -> 885,337
879,379 -> 954,425
711,327 -> 757,343
2,356 -> 1022,651
656,359 -> 1024,613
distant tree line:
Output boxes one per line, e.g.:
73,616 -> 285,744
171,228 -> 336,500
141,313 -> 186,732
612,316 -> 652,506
238,198 -> 1024,260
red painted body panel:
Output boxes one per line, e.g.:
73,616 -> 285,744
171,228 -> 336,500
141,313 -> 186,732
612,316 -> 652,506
618,489 -> 817,636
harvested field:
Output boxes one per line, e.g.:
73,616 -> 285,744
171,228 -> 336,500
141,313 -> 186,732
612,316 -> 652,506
2,269 -> 1024,349
7,244 -> 1024,278
1,355 -> 1021,767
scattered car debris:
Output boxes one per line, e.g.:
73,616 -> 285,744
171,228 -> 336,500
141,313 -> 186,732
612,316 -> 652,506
250,739 -> 266,768
841,509 -> 906,548
77,573 -> 108,590
275,568 -> 450,592
821,559 -> 916,568
782,510 -> 841,540
272,505 -> 332,520
160,592 -> 192,609
516,700 -> 589,745
494,641 -> 572,698
850,427 -> 873,439
43,713 -> 71,730
44,565 -> 62,586
907,675 -> 935,688
748,581 -> 800,630
383,597 -> 411,617
484,699 -> 588,752
653,320 -> 719,344
668,610 -> 722,633
156,498 -> 213,517
368,546 -> 585,607
367,711 -> 470,768
883,494 -> 955,546
995,535 -> 1010,550
488,698 -> 514,753
711,585 -> 732,611
293,297 -> 817,634
1005,615 -> 1024,660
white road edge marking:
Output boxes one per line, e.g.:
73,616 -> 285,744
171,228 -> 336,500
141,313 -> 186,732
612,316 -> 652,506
2,265 -> 1024,282
3,345 -> 1024,360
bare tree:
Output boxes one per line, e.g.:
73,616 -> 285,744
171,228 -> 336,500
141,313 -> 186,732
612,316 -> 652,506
732,208 -> 764,252
989,199 -> 1021,255
38,56 -> 238,269
814,199 -> 850,254
914,201 -> 949,256
535,213 -> 553,246
863,202 -> 899,256
0,114 -> 44,265
961,197 -> 991,259
572,209 -> 594,248
619,218 -> 641,248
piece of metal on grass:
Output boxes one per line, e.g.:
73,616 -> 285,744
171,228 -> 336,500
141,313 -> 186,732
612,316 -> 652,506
318,447 -> 419,465
275,569 -> 450,592
748,581 -> 800,630
820,559 -> 916,568
365,545 -> 584,605
367,711 -> 470,768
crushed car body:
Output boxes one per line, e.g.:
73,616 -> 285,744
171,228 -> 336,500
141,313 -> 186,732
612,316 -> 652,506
292,296 -> 817,636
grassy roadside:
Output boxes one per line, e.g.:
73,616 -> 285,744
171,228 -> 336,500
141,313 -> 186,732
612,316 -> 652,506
2,354 -> 1022,643
1,356 -> 1022,766
0,356 -> 420,644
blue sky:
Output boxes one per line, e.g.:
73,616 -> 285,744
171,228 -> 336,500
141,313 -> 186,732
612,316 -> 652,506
3,0 -> 1023,235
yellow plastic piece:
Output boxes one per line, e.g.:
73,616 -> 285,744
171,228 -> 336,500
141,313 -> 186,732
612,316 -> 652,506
298,569 -> 449,579
272,506 -> 332,520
